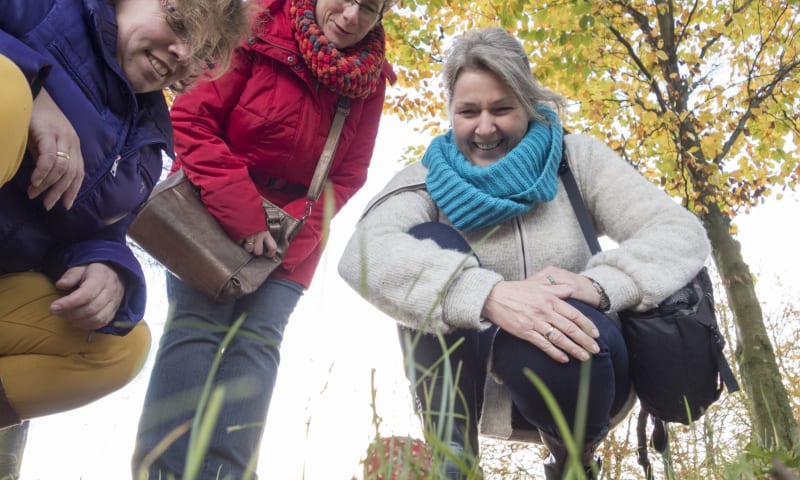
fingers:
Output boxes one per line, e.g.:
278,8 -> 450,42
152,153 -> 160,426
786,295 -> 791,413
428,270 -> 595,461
241,231 -> 278,258
536,268 -> 604,308
523,302 -> 600,363
537,322 -> 600,363
51,289 -> 117,330
262,235 -> 278,258
30,148 -> 84,210
242,237 -> 257,253
49,264 -> 123,330
27,88 -> 85,210
484,282 -> 601,364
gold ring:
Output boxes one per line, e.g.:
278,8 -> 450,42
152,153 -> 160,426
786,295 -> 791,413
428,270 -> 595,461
55,151 -> 70,160
543,326 -> 556,341
546,274 -> 556,285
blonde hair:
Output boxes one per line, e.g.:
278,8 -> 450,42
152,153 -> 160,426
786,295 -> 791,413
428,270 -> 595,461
171,0 -> 253,91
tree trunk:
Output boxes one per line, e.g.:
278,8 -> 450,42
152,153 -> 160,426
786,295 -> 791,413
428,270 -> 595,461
703,203 -> 797,449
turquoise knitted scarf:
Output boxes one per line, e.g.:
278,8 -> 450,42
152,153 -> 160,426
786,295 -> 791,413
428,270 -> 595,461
422,106 -> 563,232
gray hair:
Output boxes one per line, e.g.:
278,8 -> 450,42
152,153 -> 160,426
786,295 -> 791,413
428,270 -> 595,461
443,27 -> 564,123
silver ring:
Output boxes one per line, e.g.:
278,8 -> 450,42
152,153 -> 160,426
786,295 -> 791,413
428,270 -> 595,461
543,326 -> 556,341
55,151 -> 70,160
246,240 -> 255,245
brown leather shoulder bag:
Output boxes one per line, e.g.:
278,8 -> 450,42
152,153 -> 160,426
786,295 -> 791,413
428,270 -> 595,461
128,97 -> 349,302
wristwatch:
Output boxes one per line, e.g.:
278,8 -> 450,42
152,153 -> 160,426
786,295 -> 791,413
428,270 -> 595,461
589,278 -> 611,312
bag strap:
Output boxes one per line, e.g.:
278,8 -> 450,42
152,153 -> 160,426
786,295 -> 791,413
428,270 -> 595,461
711,320 -> 741,393
558,147 -> 601,254
559,146 -> 663,478
636,409 -> 658,480
303,97 -> 351,219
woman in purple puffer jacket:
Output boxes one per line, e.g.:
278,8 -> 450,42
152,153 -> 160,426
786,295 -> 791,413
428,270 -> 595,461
0,0 -> 248,475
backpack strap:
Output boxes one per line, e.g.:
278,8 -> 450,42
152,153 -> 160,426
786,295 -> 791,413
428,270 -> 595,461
636,410 -> 655,480
711,324 -> 741,393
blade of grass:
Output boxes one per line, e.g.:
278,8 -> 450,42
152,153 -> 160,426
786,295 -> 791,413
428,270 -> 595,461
523,367 -> 584,478
183,386 -> 226,480
184,313 -> 247,474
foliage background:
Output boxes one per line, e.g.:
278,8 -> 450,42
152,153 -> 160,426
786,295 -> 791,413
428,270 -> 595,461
18,114 -> 800,479
18,1 -> 800,478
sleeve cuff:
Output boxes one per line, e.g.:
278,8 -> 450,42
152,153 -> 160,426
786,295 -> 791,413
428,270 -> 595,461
442,268 -> 503,331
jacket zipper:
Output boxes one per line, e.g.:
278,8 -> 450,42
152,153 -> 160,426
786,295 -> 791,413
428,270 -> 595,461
514,216 -> 528,279
73,131 -> 161,204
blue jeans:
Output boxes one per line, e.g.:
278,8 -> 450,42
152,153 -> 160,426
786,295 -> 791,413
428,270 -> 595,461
132,274 -> 303,480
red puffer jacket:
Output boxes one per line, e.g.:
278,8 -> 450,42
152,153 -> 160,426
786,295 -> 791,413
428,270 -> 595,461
170,0 -> 395,288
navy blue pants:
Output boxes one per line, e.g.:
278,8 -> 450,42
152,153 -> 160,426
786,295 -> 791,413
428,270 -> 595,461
399,222 -> 630,455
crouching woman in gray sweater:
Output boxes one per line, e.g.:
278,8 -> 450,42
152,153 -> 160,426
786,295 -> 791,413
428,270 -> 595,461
338,27 -> 709,480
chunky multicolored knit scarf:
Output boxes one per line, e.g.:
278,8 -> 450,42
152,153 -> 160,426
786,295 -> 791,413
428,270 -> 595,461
422,106 -> 563,232
291,0 -> 386,98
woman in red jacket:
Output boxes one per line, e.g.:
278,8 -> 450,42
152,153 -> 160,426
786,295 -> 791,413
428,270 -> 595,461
132,0 -> 397,477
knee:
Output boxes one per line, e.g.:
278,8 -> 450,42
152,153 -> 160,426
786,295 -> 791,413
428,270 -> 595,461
408,222 -> 472,254
0,55 -> 32,187
564,299 -> 623,352
87,322 -> 152,389
114,322 -> 152,382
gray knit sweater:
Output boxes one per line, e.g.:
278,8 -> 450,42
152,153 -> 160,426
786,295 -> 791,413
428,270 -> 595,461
337,133 -> 710,441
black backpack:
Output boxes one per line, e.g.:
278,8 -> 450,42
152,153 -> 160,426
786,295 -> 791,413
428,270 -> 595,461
559,153 -> 740,479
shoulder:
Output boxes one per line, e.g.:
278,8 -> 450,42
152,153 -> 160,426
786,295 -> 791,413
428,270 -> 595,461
373,162 -> 428,199
250,0 -> 293,41
564,133 -> 618,162
0,0 -> 55,35
563,132 -> 641,182
386,162 -> 428,188
360,162 -> 428,218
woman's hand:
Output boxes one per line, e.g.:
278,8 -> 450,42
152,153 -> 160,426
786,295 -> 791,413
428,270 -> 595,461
27,88 -> 84,210
481,273 -> 600,363
49,262 -> 125,330
533,266 -> 603,308
241,230 -> 278,258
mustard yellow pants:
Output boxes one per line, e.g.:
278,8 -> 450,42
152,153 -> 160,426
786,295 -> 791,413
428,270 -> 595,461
1,54 -> 31,187
0,56 -> 151,423
0,274 -> 151,422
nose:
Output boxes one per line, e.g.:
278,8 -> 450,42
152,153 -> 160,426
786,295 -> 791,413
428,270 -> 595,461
342,2 -> 359,22
475,111 -> 496,136
169,40 -> 192,63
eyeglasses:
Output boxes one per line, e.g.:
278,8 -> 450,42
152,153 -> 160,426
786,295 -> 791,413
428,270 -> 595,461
343,0 -> 383,22
159,0 -> 215,71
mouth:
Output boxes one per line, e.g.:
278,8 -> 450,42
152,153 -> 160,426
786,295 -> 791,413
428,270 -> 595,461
331,20 -> 352,36
147,52 -> 172,78
474,140 -> 502,150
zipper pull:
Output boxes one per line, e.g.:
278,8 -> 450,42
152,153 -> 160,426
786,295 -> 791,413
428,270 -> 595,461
110,155 -> 121,176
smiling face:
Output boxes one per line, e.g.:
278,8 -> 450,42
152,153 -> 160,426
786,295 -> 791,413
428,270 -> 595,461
450,69 -> 530,167
114,0 -> 200,93
315,0 -> 383,49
